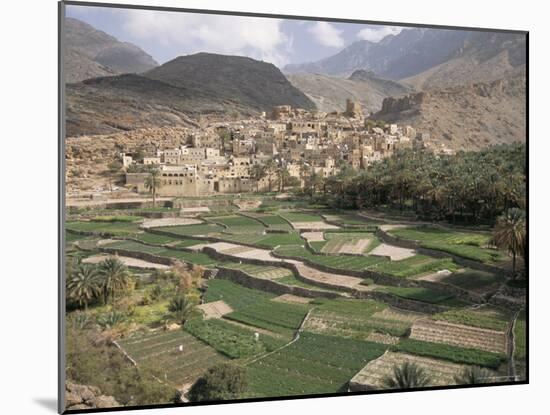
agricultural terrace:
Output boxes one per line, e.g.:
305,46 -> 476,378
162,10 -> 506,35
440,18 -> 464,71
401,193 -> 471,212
303,299 -> 418,340
247,332 -> 386,397
375,286 -> 466,306
221,263 -> 293,279
432,306 -> 512,331
322,213 -> 377,228
101,240 -> 220,267
279,211 -> 339,230
210,231 -> 304,249
117,330 -> 228,387
274,244 -> 458,279
207,215 -> 266,234
388,226 -> 506,264
66,216 -> 142,236
430,269 -> 505,294
151,223 -> 224,237
243,212 -> 293,231
317,232 -> 381,255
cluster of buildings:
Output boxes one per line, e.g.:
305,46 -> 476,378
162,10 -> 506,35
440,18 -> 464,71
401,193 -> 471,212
123,100 -> 454,197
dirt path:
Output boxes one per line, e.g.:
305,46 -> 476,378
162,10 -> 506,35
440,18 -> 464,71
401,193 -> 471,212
507,309 -> 521,381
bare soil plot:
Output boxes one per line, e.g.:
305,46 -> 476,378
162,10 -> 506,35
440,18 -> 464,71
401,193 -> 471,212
141,217 -> 202,228
180,206 -> 210,213
82,254 -> 170,270
291,221 -> 340,230
197,300 -> 233,319
349,351 -> 469,390
369,243 -> 416,261
366,332 -> 400,345
272,294 -> 312,304
200,241 -> 283,262
409,319 -> 506,354
371,308 -> 427,324
301,231 -> 325,242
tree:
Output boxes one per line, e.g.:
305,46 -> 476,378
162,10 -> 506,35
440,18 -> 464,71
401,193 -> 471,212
144,165 -> 162,207
168,295 -> 193,323
188,364 -> 247,402
99,257 -> 131,304
381,361 -> 431,389
453,366 -> 493,385
66,264 -> 101,310
492,208 -> 526,275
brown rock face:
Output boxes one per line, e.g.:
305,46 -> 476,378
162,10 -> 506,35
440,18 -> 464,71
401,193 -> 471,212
65,382 -> 120,410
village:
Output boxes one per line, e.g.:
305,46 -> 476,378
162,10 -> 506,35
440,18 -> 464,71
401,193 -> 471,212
121,100 -> 454,197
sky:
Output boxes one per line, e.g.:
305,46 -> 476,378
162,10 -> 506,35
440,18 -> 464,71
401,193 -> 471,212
66,4 -> 407,67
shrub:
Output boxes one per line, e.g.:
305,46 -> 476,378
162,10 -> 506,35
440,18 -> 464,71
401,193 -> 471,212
188,363 -> 247,402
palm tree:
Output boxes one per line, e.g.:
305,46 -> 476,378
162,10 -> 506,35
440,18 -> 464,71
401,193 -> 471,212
66,264 -> 101,310
453,366 -> 493,385
98,257 -> 130,304
168,295 -> 193,323
382,361 -> 431,389
144,165 -> 162,207
492,208 -> 526,275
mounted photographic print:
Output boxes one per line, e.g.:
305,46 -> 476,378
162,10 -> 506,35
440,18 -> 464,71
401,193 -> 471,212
59,1 -> 528,413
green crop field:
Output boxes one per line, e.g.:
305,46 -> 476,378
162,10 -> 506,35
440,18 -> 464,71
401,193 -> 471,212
208,215 -> 266,234
225,300 -> 311,338
151,223 -> 224,236
184,318 -> 286,359
221,263 -> 293,279
245,213 -> 293,230
274,275 -> 340,293
66,220 -> 141,236
369,255 -> 459,278
433,307 -> 511,331
438,269 -> 504,292
389,227 -> 505,263
391,338 -> 506,369
376,286 -> 457,304
204,280 -> 275,310
214,231 -> 304,248
514,310 -> 526,360
102,240 -> 219,267
279,211 -> 325,223
304,299 -> 411,339
117,329 -> 228,386
246,332 -> 387,397
323,213 -> 375,227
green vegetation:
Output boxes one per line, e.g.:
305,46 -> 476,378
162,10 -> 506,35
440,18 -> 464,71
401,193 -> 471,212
185,318 -> 285,359
188,363 -> 248,402
492,208 -> 527,274
66,220 -> 141,236
376,286 -> 457,304
91,215 -> 143,223
439,269 -> 504,292
204,280 -> 274,310
275,274 -> 340,293
392,338 -> 506,369
152,223 -> 224,236
214,231 -> 304,248
390,226 -> 504,263
369,255 -> 459,278
246,332 -> 387,397
209,215 -> 266,234
221,263 -> 293,279
279,211 -> 324,223
514,310 -> 526,360
433,307 -> 510,331
382,361 -> 431,389
118,329 -> 228,386
246,213 -> 292,230
103,240 -> 219,267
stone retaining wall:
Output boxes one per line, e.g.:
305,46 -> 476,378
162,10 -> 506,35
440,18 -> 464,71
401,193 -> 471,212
216,267 -> 340,299
98,246 -> 178,266
355,291 -> 448,314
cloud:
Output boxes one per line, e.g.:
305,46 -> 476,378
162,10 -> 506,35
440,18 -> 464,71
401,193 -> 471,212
357,25 -> 405,42
307,22 -> 344,48
119,9 -> 291,67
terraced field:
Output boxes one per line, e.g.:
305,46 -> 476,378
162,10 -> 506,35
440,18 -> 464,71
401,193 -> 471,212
375,286 -> 461,305
321,232 -> 379,255
409,319 -> 507,354
303,299 -> 413,339
66,220 -> 142,236
322,213 -> 376,227
246,332 -> 387,397
221,263 -> 293,279
212,231 -> 304,248
244,213 -> 292,231
389,226 -> 506,263
101,240 -> 220,267
350,351 -> 471,389
436,269 -> 504,293
208,215 -> 266,234
117,330 -> 228,387
433,306 -> 511,331
151,223 -> 224,237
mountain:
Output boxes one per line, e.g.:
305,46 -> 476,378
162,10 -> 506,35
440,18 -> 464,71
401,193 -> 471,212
402,32 -> 526,90
66,53 -> 315,137
284,28 -> 470,78
284,28 -> 526,88
287,70 -> 413,114
372,76 -> 526,150
65,17 -> 158,83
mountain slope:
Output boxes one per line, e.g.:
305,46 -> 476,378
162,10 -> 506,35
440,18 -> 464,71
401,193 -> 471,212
284,28 -> 470,79
144,53 -> 315,111
284,28 -> 526,88
402,32 -> 527,90
65,17 -> 158,83
372,76 -> 526,150
66,53 -> 315,137
287,70 -> 413,114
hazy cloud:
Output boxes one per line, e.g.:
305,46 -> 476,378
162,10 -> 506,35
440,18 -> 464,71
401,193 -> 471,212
307,22 -> 345,48
119,9 -> 291,66
357,25 -> 405,42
